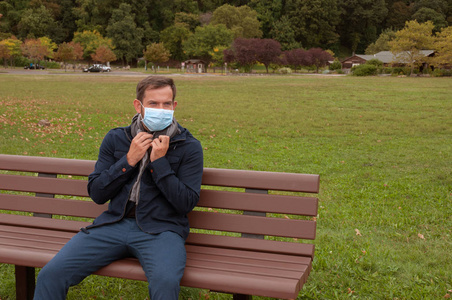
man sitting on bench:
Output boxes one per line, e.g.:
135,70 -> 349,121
34,76 -> 204,300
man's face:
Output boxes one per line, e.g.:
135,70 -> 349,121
134,85 -> 177,115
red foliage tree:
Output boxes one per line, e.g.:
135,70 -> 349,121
254,39 -> 282,73
307,47 -> 333,73
231,38 -> 257,72
284,48 -> 313,72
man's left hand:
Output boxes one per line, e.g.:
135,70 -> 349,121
150,135 -> 170,162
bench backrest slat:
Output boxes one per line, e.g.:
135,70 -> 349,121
0,174 -> 89,197
188,211 -> 316,240
198,190 -> 318,216
0,154 -> 94,176
202,168 -> 319,193
1,154 -> 319,247
0,194 -> 106,219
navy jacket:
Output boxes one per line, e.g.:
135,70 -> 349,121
87,124 -> 203,240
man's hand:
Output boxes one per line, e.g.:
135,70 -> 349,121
127,132 -> 153,167
150,135 -> 170,162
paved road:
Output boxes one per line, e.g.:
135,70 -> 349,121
1,68 -> 150,76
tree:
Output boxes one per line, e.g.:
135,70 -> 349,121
54,42 -> 83,71
143,43 -> 170,72
210,45 -> 229,70
412,8 -> 448,32
0,43 -> 10,68
73,30 -> 114,60
183,24 -> 233,61
385,1 -> 411,30
336,0 -> 388,54
284,48 -> 312,72
175,12 -> 201,32
432,26 -> 452,68
106,3 -> 144,66
270,16 -> 300,51
160,23 -> 191,62
38,37 -> 57,60
284,0 -> 340,49
211,4 -> 263,38
308,48 -> 333,73
365,29 -> 396,54
389,20 -> 435,74
228,38 -> 257,72
21,38 -> 50,66
91,45 -> 116,65
0,36 -> 22,67
254,39 -> 282,73
17,5 -> 59,40
249,0 -> 283,38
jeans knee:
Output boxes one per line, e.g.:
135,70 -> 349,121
149,274 -> 181,300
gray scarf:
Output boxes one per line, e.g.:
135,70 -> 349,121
128,113 -> 181,205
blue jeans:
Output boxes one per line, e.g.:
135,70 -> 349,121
34,218 -> 186,300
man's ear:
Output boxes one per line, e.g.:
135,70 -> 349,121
133,99 -> 142,114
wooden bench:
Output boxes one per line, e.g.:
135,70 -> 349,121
0,154 -> 319,300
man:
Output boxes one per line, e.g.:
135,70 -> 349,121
34,76 -> 204,299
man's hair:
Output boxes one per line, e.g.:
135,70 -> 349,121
136,76 -> 176,102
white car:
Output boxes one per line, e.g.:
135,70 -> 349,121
83,64 -> 111,72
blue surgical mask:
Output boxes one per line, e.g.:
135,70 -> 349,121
141,104 -> 174,132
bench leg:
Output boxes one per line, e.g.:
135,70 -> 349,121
233,294 -> 252,300
15,266 -> 35,300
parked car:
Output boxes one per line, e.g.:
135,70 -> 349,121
83,64 -> 111,72
24,64 -> 45,70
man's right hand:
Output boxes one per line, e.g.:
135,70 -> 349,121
127,132 -> 153,167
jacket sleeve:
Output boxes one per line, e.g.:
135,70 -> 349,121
150,140 -> 203,215
87,130 -> 136,204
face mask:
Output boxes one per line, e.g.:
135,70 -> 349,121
141,104 -> 174,132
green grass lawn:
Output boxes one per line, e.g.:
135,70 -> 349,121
1,74 -> 451,299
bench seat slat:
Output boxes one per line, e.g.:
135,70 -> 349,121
198,190 -> 318,216
0,194 -> 106,218
189,211 -> 317,239
182,266 -> 302,299
0,174 -> 89,197
202,168 -> 319,193
0,244 -> 304,299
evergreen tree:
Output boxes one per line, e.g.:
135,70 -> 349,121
106,3 -> 144,65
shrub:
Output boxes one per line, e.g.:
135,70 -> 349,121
366,59 -> 383,67
351,64 -> 378,76
278,67 -> 292,74
391,67 -> 411,76
329,60 -> 342,71
45,61 -> 61,69
432,69 -> 452,77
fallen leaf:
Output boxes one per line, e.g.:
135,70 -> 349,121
355,229 -> 362,236
444,294 -> 450,299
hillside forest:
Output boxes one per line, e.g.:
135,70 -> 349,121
0,0 -> 451,69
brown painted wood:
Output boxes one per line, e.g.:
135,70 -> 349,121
0,154 -> 319,300
0,194 -> 106,218
0,174 -> 89,197
202,167 -> 320,193
15,266 -> 35,300
188,211 -> 317,240
0,154 -> 94,176
198,189 -> 318,215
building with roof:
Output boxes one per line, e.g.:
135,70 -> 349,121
183,59 -> 207,73
341,50 -> 435,69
